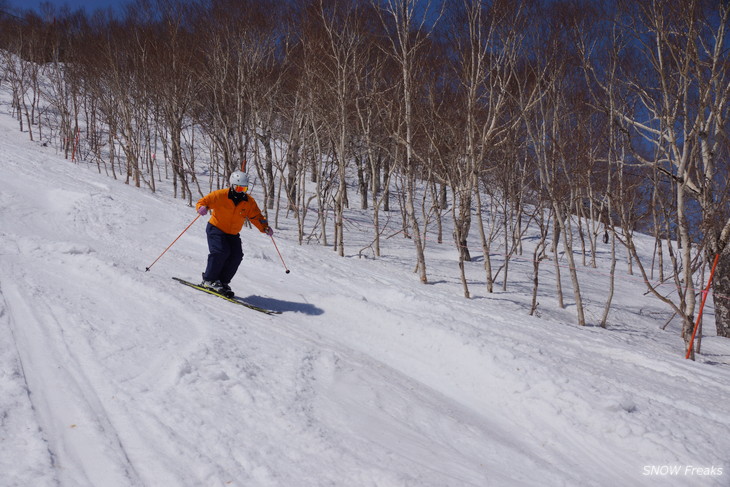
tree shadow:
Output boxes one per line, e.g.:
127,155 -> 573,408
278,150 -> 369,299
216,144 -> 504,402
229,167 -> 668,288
239,295 -> 324,315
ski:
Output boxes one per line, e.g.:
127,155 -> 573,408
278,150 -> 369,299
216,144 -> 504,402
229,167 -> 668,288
172,277 -> 281,315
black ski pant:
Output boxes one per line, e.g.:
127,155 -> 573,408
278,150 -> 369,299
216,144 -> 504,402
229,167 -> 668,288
202,223 -> 243,285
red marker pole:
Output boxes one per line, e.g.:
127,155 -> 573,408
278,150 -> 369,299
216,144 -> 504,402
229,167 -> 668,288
685,254 -> 720,359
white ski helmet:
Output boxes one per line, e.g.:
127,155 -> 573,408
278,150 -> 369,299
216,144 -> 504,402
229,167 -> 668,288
229,171 -> 249,191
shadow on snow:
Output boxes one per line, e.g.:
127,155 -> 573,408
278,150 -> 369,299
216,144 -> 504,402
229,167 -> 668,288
239,295 -> 324,316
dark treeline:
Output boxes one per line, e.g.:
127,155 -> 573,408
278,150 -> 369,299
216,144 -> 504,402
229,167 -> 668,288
1,0 -> 729,352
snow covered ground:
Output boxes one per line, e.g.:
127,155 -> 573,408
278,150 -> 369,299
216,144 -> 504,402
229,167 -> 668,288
1,107 -> 729,487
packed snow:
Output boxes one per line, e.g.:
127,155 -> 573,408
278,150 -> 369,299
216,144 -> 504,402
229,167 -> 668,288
1,108 -> 729,486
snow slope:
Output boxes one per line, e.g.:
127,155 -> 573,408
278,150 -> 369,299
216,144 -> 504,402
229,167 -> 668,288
1,110 -> 729,487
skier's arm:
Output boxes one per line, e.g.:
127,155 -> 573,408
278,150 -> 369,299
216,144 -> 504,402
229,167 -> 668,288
196,191 -> 218,213
247,201 -> 269,233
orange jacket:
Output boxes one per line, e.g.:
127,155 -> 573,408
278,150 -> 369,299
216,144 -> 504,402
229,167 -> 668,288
196,189 -> 268,235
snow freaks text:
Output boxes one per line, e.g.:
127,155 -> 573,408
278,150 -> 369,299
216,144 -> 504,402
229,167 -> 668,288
642,465 -> 723,477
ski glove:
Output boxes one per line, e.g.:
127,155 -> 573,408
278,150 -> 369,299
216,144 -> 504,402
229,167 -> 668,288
265,226 -> 274,237
197,206 -> 208,216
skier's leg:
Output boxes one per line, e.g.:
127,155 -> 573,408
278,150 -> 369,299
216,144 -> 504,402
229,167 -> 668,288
202,223 -> 231,282
218,233 -> 243,285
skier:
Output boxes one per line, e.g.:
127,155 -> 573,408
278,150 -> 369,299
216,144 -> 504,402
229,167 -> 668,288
195,171 -> 273,297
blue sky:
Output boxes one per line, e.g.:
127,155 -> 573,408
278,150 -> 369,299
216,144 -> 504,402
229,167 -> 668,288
7,0 -> 124,15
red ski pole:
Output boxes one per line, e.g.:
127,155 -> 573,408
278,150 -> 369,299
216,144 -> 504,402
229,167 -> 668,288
270,235 -> 290,274
145,214 -> 201,272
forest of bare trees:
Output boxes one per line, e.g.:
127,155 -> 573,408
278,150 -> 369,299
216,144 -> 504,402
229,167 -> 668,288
0,0 -> 728,355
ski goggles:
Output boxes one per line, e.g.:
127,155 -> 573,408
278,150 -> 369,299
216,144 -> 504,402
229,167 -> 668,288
233,185 -> 248,193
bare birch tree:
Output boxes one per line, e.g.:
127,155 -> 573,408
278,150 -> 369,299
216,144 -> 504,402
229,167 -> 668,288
583,0 -> 730,346
373,0 -> 442,283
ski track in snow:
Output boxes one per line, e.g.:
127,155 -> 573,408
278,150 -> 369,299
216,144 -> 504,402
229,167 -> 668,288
1,103 -> 729,487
